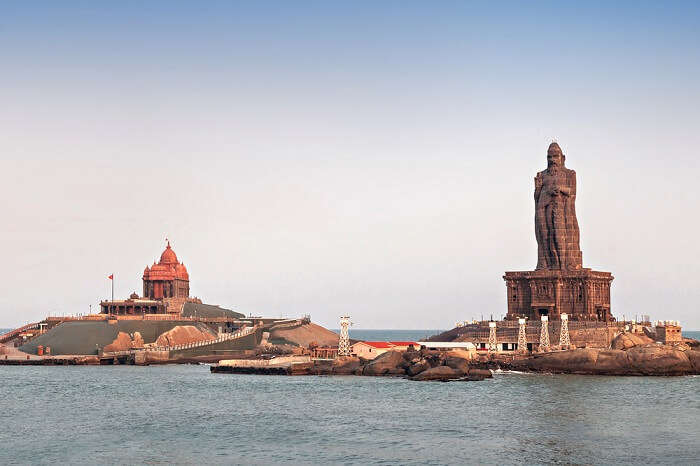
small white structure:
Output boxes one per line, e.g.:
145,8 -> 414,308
338,315 -> 351,356
517,318 -> 528,353
559,313 -> 570,348
488,321 -> 498,353
351,341 -> 396,359
539,315 -> 550,350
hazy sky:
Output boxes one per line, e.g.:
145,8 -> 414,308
2,2 -> 699,330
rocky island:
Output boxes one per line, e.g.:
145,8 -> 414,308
210,329 -> 700,381
2,143 -> 697,381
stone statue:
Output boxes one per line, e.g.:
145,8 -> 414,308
505,142 -> 612,322
534,142 -> 582,270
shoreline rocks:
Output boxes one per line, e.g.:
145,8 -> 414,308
411,365 -> 464,381
506,345 -> 700,376
301,339 -> 700,379
362,350 -> 407,376
297,347 -> 488,381
331,356 -> 363,375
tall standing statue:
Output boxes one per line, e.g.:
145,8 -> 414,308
534,142 -> 583,270
505,141 -> 613,322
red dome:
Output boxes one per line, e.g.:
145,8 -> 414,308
175,263 -> 189,280
142,240 -> 190,300
159,242 -> 178,264
147,263 -> 175,280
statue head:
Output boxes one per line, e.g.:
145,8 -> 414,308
547,142 -> 565,168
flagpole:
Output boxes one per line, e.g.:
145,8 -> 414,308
111,274 -> 114,307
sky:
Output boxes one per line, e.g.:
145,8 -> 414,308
1,2 -> 699,330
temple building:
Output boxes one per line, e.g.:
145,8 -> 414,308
142,241 -> 190,299
99,293 -> 165,315
101,241 -> 198,315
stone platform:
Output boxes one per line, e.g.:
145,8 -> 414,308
504,268 -> 613,321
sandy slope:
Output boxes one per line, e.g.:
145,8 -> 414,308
269,322 -> 338,347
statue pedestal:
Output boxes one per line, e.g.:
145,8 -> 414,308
503,269 -> 613,321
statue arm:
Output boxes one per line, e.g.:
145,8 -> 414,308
534,174 -> 543,201
565,170 -> 577,197
551,171 -> 576,196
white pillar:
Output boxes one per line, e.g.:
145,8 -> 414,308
488,321 -> 498,353
517,318 -> 528,353
338,315 -> 351,357
559,313 -> 570,349
539,315 -> 550,351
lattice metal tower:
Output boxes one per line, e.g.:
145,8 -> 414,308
559,313 -> 570,349
517,318 -> 528,353
539,315 -> 550,351
488,321 -> 498,353
338,315 -> 351,356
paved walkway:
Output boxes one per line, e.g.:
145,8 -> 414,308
0,343 -> 42,361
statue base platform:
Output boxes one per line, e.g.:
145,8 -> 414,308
503,268 -> 614,321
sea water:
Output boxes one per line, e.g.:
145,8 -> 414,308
1,331 -> 699,465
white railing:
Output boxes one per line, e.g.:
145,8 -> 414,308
45,314 -> 247,323
0,322 -> 41,343
268,318 -> 305,330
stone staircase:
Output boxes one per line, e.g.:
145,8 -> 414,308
163,297 -> 189,314
0,322 -> 41,345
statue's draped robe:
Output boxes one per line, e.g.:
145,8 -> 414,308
535,166 -> 582,270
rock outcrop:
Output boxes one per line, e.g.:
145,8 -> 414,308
103,332 -> 131,352
611,332 -> 653,350
467,368 -> 493,379
683,337 -> 700,349
332,356 -> 362,375
406,359 -> 430,376
356,347 -> 488,381
362,351 -> 406,376
444,355 -> 470,373
103,332 -> 145,352
625,346 -> 695,375
688,350 -> 700,371
155,325 -> 215,347
411,366 -> 464,381
509,345 -> 700,376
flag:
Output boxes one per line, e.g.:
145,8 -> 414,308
108,274 -> 113,280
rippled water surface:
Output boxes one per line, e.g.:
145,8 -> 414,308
1,330 -> 699,464
1,364 -> 698,465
